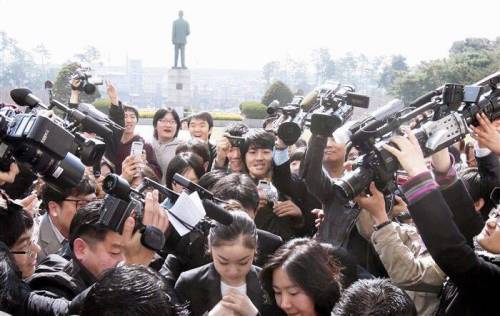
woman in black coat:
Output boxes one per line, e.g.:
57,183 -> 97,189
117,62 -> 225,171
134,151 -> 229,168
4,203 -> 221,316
174,210 -> 265,316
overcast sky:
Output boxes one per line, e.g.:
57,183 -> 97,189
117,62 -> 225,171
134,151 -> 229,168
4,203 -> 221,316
1,0 -> 499,70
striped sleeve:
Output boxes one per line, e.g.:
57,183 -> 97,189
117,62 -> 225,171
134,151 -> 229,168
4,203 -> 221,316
401,171 -> 439,204
432,154 -> 458,189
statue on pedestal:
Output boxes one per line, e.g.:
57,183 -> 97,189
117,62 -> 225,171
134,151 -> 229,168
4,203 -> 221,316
172,10 -> 190,69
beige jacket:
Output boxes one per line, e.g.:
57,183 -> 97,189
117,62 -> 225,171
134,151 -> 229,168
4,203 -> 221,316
360,213 -> 446,316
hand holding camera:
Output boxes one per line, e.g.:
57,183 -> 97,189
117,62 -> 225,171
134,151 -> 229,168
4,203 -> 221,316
354,182 -> 388,226
382,130 -> 427,178
69,66 -> 103,95
431,147 -> 451,174
121,190 -> 169,265
471,113 -> 500,154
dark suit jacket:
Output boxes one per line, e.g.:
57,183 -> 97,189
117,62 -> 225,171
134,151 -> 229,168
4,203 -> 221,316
160,229 -> 282,288
174,263 -> 265,316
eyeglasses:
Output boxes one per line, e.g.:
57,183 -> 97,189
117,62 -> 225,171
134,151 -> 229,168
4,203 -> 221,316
10,239 -> 36,257
159,119 -> 177,125
489,210 -> 500,226
64,198 -> 97,209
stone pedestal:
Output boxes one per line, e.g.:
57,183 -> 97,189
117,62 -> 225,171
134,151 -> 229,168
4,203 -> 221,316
167,68 -> 191,116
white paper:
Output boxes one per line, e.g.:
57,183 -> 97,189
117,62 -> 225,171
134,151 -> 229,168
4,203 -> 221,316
167,191 -> 206,236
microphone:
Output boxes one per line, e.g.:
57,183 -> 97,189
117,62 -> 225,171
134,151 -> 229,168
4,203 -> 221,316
76,102 -> 124,136
371,99 -> 405,121
80,115 -> 113,139
173,173 -> 223,202
10,88 -> 49,109
202,199 -> 234,225
349,99 -> 404,142
300,89 -> 318,111
50,99 -> 113,139
77,102 -> 111,122
138,177 -> 179,203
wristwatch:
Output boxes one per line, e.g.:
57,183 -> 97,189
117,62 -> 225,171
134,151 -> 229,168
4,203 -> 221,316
140,226 -> 165,252
373,220 -> 392,231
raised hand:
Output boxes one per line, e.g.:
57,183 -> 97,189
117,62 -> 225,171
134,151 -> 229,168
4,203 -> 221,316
470,113 -> 500,154
106,80 -> 119,106
354,182 -> 388,225
121,190 -> 168,265
382,129 -> 427,177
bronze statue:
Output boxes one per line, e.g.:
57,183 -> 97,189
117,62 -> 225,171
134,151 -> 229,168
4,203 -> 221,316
172,10 -> 190,69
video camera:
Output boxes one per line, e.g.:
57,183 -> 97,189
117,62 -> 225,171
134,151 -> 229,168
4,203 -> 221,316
332,71 -> 500,203
100,173 -> 234,251
99,174 -> 178,251
0,107 -> 86,191
70,65 -> 103,95
265,97 -> 305,145
101,173 -> 233,233
265,82 -> 369,145
3,87 -> 115,192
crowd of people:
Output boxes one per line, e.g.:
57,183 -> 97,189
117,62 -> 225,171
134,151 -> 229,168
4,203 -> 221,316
0,81 -> 499,316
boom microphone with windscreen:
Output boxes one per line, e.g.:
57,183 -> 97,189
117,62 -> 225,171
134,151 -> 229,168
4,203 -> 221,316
10,88 -> 49,109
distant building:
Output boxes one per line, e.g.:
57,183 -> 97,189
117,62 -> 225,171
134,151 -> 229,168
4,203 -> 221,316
96,62 -> 262,110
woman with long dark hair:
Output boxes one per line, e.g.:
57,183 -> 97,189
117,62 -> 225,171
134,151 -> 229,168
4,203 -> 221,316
164,151 -> 205,193
261,238 -> 343,316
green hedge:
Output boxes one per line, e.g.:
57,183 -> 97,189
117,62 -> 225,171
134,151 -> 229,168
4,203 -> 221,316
139,110 -> 242,121
93,99 -> 110,115
240,101 -> 267,119
91,101 -> 242,121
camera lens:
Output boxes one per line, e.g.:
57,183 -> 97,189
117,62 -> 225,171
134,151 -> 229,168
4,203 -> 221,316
43,153 -> 85,191
75,138 -> 106,166
278,122 -> 301,145
83,83 -> 96,95
333,179 -> 355,204
332,166 -> 374,204
103,174 -> 132,202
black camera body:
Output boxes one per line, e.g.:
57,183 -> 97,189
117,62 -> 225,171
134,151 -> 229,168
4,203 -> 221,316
71,67 -> 103,95
100,174 -> 145,233
267,84 -> 369,146
265,96 -> 304,146
0,109 -> 85,191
